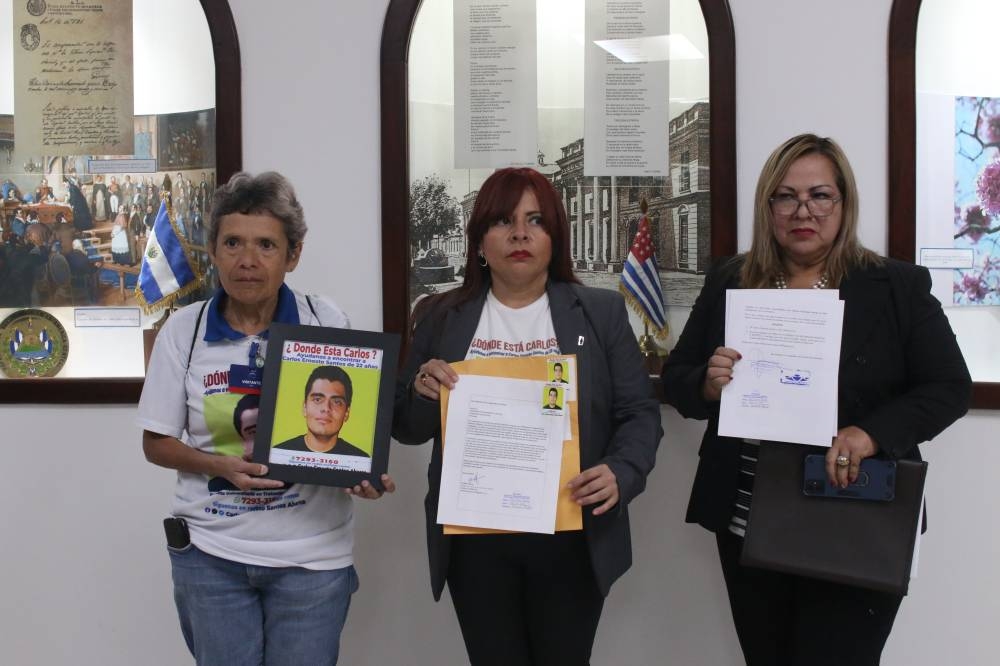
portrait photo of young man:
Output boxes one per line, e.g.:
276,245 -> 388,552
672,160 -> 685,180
274,365 -> 370,458
550,361 -> 570,384
543,386 -> 562,410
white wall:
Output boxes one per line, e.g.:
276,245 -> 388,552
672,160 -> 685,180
1,1 -> 997,664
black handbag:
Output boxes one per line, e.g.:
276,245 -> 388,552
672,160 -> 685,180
740,441 -> 927,595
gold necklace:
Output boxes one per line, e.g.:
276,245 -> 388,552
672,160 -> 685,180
773,273 -> 829,289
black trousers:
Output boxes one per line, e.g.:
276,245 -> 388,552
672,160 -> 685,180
446,531 -> 604,666
716,530 -> 903,666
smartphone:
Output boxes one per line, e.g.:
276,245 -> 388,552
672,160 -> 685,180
163,516 -> 191,549
802,454 -> 896,501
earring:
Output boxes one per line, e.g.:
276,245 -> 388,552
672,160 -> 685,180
478,252 -> 488,267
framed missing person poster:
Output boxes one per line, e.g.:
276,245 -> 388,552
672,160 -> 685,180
253,323 -> 400,489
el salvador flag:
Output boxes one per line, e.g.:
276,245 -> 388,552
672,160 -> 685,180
135,200 -> 199,312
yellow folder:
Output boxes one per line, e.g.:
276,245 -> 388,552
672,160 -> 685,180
440,355 -> 583,534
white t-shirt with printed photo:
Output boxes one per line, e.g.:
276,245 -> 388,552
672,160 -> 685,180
137,287 -> 356,570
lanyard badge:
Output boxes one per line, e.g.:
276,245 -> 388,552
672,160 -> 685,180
230,340 -> 264,394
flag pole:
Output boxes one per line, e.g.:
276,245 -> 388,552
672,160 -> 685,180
153,192 -> 173,330
621,197 -> 668,358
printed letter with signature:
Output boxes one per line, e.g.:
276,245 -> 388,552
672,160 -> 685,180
718,289 -> 843,446
437,375 -> 565,533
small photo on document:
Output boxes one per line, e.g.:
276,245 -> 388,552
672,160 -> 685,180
541,385 -> 564,414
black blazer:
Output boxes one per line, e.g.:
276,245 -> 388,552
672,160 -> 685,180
662,257 -> 971,533
393,281 -> 663,599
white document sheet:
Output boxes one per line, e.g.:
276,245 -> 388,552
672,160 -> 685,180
910,495 -> 926,579
453,0 -> 538,168
584,0 -> 669,176
719,289 -> 844,446
437,375 -> 566,533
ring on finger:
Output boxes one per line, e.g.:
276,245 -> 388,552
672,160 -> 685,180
835,454 -> 850,468
419,372 -> 429,385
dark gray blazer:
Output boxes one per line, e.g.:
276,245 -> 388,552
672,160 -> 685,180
393,281 -> 663,599
662,256 -> 971,533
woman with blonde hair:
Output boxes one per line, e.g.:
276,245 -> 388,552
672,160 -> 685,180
662,133 -> 971,665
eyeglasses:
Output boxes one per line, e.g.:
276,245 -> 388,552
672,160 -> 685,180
768,193 -> 842,218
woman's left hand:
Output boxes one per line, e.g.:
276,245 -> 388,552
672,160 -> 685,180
567,464 -> 619,516
826,426 -> 878,488
344,474 -> 396,500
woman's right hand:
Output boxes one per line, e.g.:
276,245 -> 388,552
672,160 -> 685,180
702,346 -> 742,402
217,456 -> 286,491
143,431 -> 285,491
412,358 -> 459,401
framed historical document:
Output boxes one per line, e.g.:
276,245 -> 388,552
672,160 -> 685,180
0,0 -> 242,404
253,323 -> 400,489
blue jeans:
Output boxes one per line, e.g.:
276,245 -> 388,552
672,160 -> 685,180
169,545 -> 358,666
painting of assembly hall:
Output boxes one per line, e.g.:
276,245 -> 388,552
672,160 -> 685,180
0,109 -> 217,309
410,103 -> 711,309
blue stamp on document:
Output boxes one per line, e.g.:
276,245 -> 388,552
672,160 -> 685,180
779,369 -> 811,386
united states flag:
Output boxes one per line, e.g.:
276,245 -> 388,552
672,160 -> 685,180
619,214 -> 667,334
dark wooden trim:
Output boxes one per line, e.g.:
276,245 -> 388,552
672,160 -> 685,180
888,0 -> 998,409
700,0 -> 737,257
887,0 -> 920,264
380,0 -> 421,339
380,0 -> 739,337
0,1 -> 242,404
0,378 -> 147,404
971,383 -> 1000,410
202,0 -> 243,186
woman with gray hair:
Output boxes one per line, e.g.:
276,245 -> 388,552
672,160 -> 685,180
138,171 -> 393,665
662,134 -> 970,665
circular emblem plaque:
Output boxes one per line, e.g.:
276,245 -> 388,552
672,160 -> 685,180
0,309 -> 69,378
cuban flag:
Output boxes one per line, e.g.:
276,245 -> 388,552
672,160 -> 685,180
619,211 -> 668,337
135,200 -> 200,313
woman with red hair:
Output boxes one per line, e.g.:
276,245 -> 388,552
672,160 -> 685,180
394,167 -> 662,665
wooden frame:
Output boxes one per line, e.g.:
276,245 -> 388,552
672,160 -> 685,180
887,0 -> 1000,408
0,0 -> 242,404
379,0 -> 737,338
253,324 -> 399,491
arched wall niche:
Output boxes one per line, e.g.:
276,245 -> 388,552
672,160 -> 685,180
380,0 -> 736,343
888,0 -> 1000,408
0,0 -> 242,404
